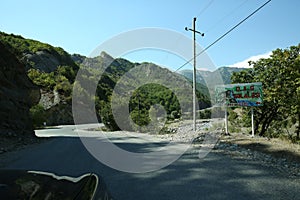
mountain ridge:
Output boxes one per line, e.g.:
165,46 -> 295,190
0,31 -> 250,132
0,31 -> 212,131
178,67 -> 247,85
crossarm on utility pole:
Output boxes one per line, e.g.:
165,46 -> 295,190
185,17 -> 204,132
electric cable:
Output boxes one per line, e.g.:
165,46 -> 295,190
175,0 -> 272,72
205,0 -> 249,33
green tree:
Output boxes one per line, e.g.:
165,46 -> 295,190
231,44 -> 300,138
30,104 -> 46,128
27,69 -> 56,90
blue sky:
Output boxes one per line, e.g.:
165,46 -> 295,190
1,0 -> 299,71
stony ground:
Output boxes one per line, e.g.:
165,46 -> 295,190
216,133 -> 300,178
155,121 -> 300,178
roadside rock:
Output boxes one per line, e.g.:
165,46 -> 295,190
38,89 -> 73,126
45,104 -> 73,125
39,89 -> 60,109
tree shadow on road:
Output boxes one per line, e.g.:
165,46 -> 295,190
1,137 -> 299,200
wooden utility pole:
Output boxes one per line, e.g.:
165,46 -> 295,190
185,17 -> 204,131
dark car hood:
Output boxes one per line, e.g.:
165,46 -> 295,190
0,170 -> 113,200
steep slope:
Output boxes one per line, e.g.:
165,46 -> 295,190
0,41 -> 40,136
1,32 -> 79,126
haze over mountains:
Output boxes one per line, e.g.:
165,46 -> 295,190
178,67 -> 246,85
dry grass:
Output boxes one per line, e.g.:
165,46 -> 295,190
221,132 -> 300,163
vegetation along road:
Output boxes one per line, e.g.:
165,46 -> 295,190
1,125 -> 299,200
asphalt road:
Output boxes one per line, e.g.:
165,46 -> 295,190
1,125 -> 299,200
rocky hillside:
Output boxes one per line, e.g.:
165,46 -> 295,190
0,31 -> 212,131
73,53 -> 212,130
0,32 -> 77,72
1,32 -> 78,126
0,41 -> 40,136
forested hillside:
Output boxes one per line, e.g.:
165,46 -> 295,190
74,57 -> 211,131
1,32 -> 78,126
0,32 -> 211,132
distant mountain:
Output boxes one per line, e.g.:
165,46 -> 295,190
177,67 -> 247,104
217,67 -> 247,84
178,67 -> 247,86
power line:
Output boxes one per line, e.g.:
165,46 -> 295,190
205,0 -> 249,33
160,0 -> 214,66
195,0 -> 215,18
175,0 -> 272,72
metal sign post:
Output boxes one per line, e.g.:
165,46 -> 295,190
251,107 -> 255,137
224,106 -> 229,135
215,82 -> 263,137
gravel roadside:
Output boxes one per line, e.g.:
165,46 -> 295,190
216,134 -> 300,178
153,120 -> 300,178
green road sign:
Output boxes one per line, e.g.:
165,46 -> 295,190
215,82 -> 263,107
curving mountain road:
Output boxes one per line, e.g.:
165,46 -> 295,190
0,125 -> 299,200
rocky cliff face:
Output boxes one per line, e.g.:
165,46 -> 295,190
23,50 -> 61,72
0,41 -> 40,136
38,89 -> 73,126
